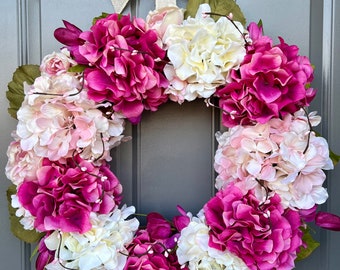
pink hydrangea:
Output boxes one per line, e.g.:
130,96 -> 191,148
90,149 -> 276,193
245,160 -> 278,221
216,22 -> 316,127
204,184 -> 303,270
17,155 -> 122,233
214,110 -> 333,210
17,74 -> 126,163
125,212 -> 187,270
6,139 -> 43,186
56,14 -> 169,123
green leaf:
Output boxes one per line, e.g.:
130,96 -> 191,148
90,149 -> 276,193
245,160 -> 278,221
6,65 -> 40,119
6,184 -> 43,243
92,12 -> 110,24
209,0 -> 246,25
68,64 -> 87,73
296,226 -> 320,261
185,0 -> 208,19
185,0 -> 246,26
330,149 -> 340,167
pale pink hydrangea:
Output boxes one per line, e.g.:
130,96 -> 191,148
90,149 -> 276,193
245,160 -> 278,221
43,206 -> 139,270
163,4 -> 247,103
17,74 -> 126,163
6,138 -> 43,185
214,110 -> 333,209
40,48 -> 77,76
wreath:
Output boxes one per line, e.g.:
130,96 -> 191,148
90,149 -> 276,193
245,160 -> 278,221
5,0 -> 340,269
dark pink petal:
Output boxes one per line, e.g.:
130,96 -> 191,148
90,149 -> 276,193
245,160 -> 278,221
146,212 -> 171,240
316,211 -> 340,231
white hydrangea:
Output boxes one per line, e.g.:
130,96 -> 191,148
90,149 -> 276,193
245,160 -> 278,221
176,212 -> 248,270
44,205 -> 139,270
11,194 -> 35,230
163,3 -> 247,103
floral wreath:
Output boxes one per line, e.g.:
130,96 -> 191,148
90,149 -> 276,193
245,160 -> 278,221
5,0 -> 340,269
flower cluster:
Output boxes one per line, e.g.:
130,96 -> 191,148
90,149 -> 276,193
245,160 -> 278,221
214,109 -> 333,209
54,14 -> 169,123
5,2 -> 340,270
216,22 -> 316,127
40,206 -> 139,270
163,4 -> 247,103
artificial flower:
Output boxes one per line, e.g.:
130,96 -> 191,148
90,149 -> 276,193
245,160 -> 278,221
146,5 -> 184,41
163,3 -> 247,103
16,72 -> 126,163
124,212 -> 184,270
6,138 -> 43,186
55,13 -> 169,123
204,184 -> 303,270
176,211 -> 248,270
214,110 -> 333,209
216,22 -> 316,127
17,156 -> 122,233
44,206 -> 139,270
40,48 -> 77,76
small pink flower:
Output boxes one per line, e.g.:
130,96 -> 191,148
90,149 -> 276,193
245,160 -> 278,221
204,184 -> 303,270
40,49 -> 76,76
146,6 -> 184,40
216,22 -> 316,127
17,156 -> 122,233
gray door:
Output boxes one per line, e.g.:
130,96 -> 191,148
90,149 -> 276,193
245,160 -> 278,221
0,0 -> 340,269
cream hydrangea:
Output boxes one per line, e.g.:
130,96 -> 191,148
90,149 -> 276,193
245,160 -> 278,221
44,205 -> 139,270
176,211 -> 249,270
163,4 -> 247,103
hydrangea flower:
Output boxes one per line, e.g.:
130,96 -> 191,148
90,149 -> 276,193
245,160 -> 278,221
43,206 -> 139,270
6,138 -> 43,186
214,109 -> 333,209
176,211 -> 248,270
204,184 -> 303,270
17,156 -> 122,233
216,22 -> 316,127
17,72 -> 126,163
124,212 -> 185,269
163,4 -> 247,103
55,14 -> 169,123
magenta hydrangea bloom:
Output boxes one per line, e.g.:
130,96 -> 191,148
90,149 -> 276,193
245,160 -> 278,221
55,14 -> 169,123
125,212 -> 187,270
204,184 -> 303,270
17,155 -> 122,233
216,22 -> 316,127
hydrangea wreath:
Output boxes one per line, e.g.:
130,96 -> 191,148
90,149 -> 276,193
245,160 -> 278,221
5,0 -> 340,269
